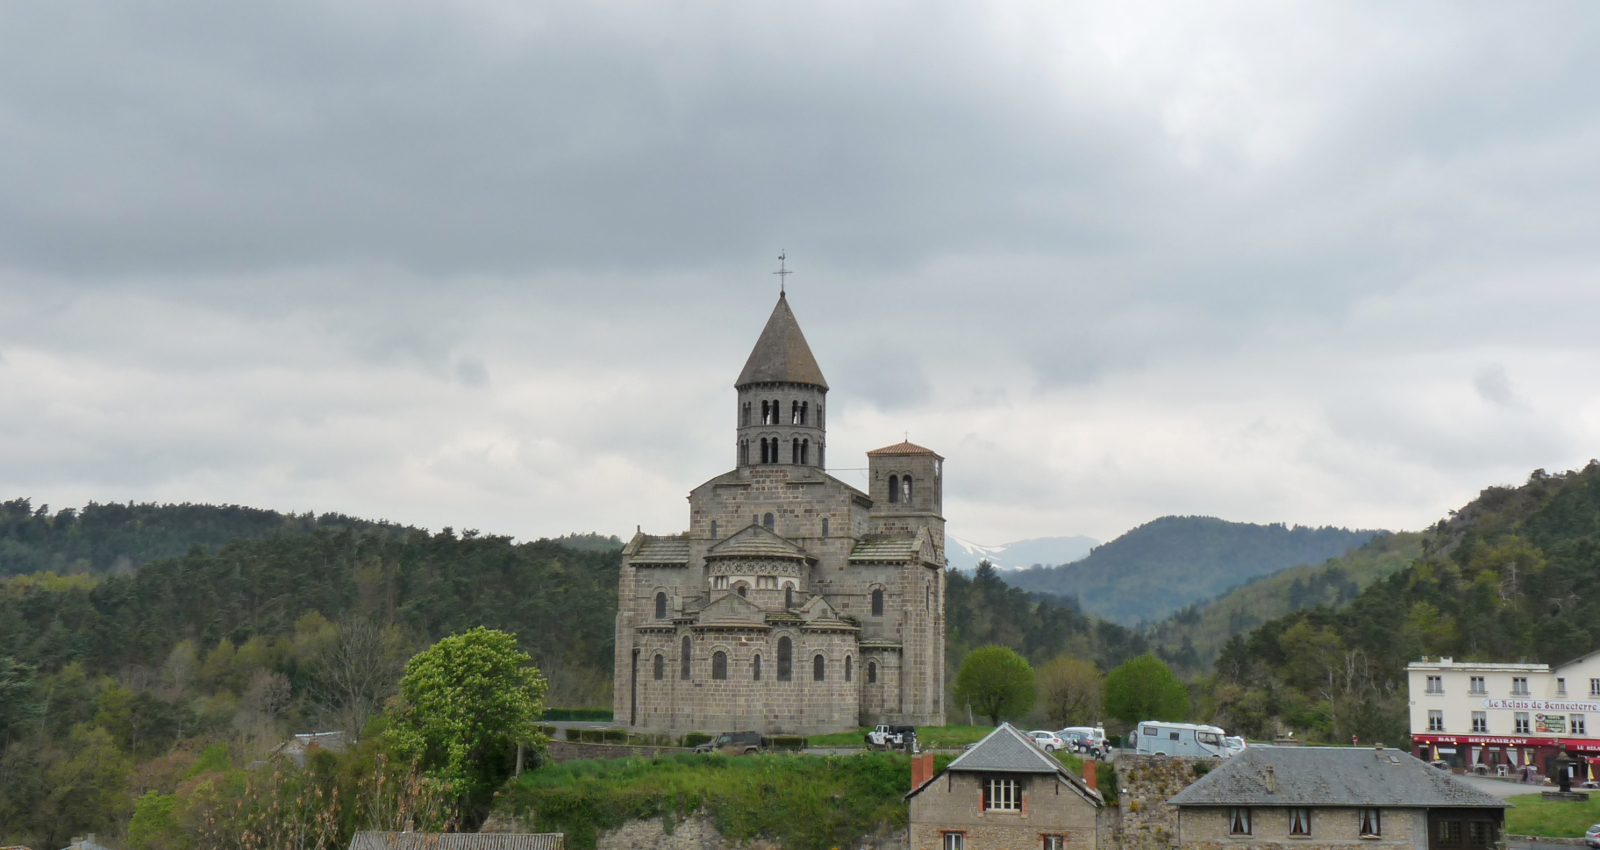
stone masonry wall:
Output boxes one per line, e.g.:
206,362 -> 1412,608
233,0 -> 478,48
1116,755 -> 1211,850
1178,806 -> 1427,850
595,815 -> 906,850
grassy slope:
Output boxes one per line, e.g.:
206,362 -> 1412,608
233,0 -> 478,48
1505,792 -> 1600,837
1144,531 -> 1423,671
803,725 -> 997,749
501,752 -> 945,850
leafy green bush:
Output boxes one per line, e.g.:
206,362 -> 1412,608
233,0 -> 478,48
501,752 -> 917,850
566,728 -> 582,742
682,732 -> 713,748
602,729 -> 627,744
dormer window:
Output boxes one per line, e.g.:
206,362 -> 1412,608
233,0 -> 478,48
888,475 -> 900,503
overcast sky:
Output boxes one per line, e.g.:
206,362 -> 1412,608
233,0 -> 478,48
3,0 -> 1598,547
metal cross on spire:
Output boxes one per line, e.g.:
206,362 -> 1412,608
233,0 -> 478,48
773,251 -> 792,295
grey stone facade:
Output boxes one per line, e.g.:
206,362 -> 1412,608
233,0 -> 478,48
612,293 -> 947,735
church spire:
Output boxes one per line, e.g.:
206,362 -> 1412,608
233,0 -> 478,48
735,293 -> 829,389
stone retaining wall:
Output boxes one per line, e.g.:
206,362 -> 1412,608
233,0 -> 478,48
1116,754 -> 1212,850
595,815 -> 907,850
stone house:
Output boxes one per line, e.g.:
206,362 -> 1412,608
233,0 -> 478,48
1167,746 -> 1508,850
907,723 -> 1104,850
612,292 -> 947,735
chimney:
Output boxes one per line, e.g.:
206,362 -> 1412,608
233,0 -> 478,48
1265,765 -> 1277,793
911,752 -> 934,788
1083,759 -> 1098,793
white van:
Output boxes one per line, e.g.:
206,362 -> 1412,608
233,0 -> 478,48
1129,721 -> 1231,758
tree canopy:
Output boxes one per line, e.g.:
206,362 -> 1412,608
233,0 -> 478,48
387,627 -> 549,808
1102,653 -> 1187,725
953,644 -> 1036,726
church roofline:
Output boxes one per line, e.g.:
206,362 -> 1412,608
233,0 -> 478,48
866,440 -> 942,459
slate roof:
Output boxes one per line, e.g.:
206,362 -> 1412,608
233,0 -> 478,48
631,537 -> 690,565
1167,747 -> 1510,809
350,834 -> 564,850
866,440 -> 942,458
945,723 -> 1069,774
908,723 -> 1102,806
735,293 -> 829,389
707,525 -> 810,560
849,537 -> 921,562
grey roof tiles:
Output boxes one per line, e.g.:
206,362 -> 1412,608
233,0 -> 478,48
735,293 -> 829,389
1167,747 -> 1510,809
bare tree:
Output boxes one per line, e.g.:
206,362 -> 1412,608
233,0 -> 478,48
310,620 -> 408,739
1037,655 -> 1104,729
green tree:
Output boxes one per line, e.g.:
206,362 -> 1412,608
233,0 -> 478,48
953,645 -> 1035,726
1037,655 -> 1102,728
386,628 -> 547,810
1103,653 -> 1187,725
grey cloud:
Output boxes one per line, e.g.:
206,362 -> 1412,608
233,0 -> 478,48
1475,364 -> 1515,408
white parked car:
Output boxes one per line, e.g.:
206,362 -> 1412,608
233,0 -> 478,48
1028,730 -> 1066,752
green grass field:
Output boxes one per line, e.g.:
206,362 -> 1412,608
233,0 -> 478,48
502,751 -> 952,850
803,724 -> 997,749
1505,792 -> 1600,838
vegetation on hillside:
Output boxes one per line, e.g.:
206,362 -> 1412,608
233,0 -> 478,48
1143,531 -> 1424,674
1212,462 -> 1600,746
0,498 -> 412,577
1004,516 -> 1382,624
499,752 -> 933,850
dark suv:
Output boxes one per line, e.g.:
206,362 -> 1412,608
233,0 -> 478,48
693,731 -> 764,755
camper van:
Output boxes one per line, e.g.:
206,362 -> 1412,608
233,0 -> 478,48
1128,721 -> 1232,758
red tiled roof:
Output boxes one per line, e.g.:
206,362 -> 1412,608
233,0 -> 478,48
866,440 -> 941,458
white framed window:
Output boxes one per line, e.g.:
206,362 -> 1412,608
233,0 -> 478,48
1591,678 -> 1600,697
942,833 -> 965,850
1472,711 -> 1488,733
1289,808 -> 1311,836
984,777 -> 1020,811
1559,678 -> 1568,695
756,575 -> 777,589
713,575 -> 729,590
1470,676 -> 1486,694
1515,712 -> 1531,734
1574,714 -> 1587,736
1043,837 -> 1066,850
1427,675 -> 1444,694
1429,710 -> 1445,732
1228,808 -> 1252,836
1513,677 -> 1530,696
1359,809 -> 1382,837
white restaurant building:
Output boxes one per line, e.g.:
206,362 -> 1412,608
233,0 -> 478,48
1408,655 -> 1600,779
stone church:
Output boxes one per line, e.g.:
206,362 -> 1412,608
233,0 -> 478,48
612,293 -> 947,735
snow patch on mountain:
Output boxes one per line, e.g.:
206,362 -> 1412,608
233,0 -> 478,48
946,534 -> 1099,573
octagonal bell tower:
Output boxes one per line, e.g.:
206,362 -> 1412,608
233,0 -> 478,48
734,292 -> 828,469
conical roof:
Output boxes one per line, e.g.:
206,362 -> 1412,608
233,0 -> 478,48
735,293 -> 829,389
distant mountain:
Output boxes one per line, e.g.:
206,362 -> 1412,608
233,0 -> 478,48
945,535 -> 1099,572
1001,516 -> 1384,625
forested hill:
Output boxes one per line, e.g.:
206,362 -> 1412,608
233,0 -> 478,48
0,498 -> 414,577
1214,462 -> 1600,746
1142,530 -> 1423,675
1002,516 -> 1383,625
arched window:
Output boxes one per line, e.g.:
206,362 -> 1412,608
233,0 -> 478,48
903,475 -> 913,501
654,654 -> 665,680
762,400 -> 771,425
888,475 -> 900,503
712,651 -> 728,680
813,654 -> 826,682
736,583 -> 748,598
763,513 -> 775,531
710,520 -> 718,539
871,588 -> 884,616
742,402 -> 750,425
752,654 -> 762,681
822,518 -> 830,537
655,592 -> 667,619
926,585 -> 931,611
759,438 -> 768,463
801,439 -> 809,465
680,636 -> 692,680
867,661 -> 877,684
845,655 -> 853,682
792,400 -> 800,424
801,401 -> 808,424
784,586 -> 794,609
777,637 -> 793,681
792,438 -> 800,463
739,441 -> 748,465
